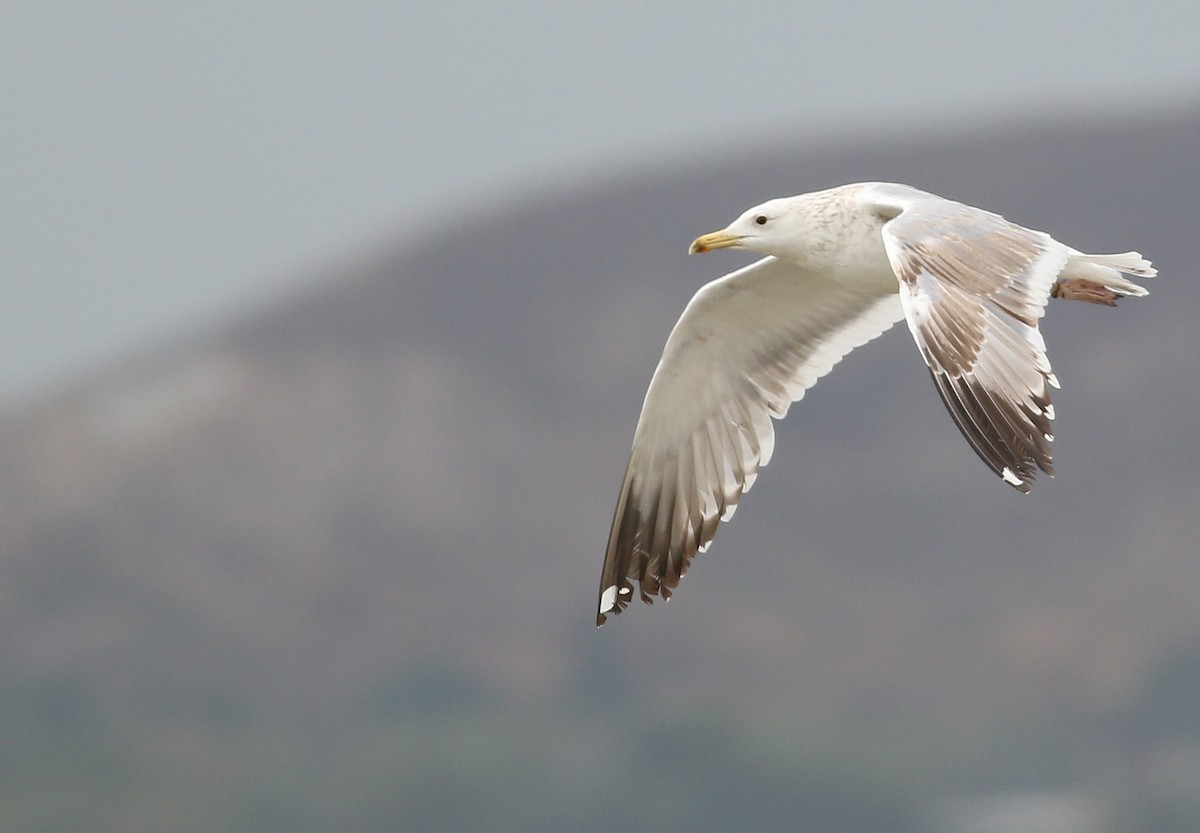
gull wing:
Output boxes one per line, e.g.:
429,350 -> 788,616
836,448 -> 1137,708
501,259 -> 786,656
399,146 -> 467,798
597,256 -> 903,624
862,184 -> 1065,493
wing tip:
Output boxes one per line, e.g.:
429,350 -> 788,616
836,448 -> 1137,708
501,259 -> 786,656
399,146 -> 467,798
596,582 -> 634,627
1002,466 -> 1033,493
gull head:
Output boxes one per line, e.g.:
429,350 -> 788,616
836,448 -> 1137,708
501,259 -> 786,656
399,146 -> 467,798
687,196 -> 815,260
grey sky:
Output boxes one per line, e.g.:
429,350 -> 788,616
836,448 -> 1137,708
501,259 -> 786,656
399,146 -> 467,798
4,0 -> 1197,405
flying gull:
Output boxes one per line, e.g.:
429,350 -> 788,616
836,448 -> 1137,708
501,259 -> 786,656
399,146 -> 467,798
596,182 -> 1153,625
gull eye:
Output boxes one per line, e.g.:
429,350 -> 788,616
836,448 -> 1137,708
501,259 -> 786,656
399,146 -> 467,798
754,215 -> 768,225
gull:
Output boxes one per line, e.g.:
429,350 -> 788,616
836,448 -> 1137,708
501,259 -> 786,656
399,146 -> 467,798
596,182 -> 1153,625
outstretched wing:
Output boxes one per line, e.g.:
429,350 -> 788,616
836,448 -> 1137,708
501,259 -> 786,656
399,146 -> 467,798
862,184 -> 1065,493
597,256 -> 904,625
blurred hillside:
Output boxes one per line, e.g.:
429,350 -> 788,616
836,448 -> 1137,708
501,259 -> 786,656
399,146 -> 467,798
1,106 -> 1199,832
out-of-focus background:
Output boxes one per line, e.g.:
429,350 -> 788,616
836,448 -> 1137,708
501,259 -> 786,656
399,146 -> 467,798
3,3 -> 1199,831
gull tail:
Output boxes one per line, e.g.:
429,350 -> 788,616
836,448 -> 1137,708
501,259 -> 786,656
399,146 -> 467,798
1053,251 -> 1154,306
